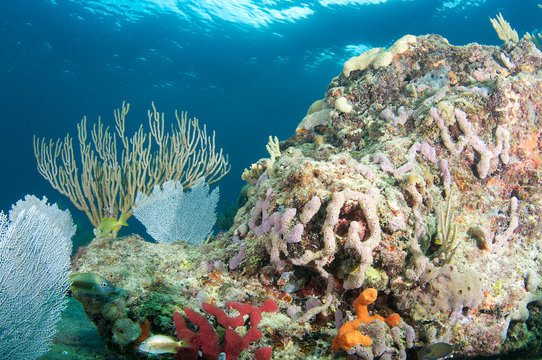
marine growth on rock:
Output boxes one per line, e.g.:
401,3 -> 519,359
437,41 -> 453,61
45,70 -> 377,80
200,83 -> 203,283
74,34 -> 542,360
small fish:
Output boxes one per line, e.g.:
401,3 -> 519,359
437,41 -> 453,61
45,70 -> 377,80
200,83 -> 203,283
423,342 -> 456,360
138,334 -> 191,354
218,353 -> 226,360
70,273 -> 116,297
93,217 -> 128,237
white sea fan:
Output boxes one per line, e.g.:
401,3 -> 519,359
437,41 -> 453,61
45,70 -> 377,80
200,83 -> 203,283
133,178 -> 219,244
9,194 -> 76,241
0,196 -> 75,360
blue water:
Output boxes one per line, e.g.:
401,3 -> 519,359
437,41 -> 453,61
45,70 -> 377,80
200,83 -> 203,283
0,0 -> 540,246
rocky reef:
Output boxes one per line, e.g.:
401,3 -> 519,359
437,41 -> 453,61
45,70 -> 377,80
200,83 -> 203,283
73,34 -> 542,359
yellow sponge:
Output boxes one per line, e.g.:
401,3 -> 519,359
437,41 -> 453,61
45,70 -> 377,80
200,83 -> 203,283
342,35 -> 417,77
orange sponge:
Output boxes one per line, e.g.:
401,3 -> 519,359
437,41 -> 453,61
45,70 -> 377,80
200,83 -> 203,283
331,288 -> 401,351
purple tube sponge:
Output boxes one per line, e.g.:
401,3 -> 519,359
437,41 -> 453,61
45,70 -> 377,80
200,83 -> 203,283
421,142 -> 438,163
280,208 -> 297,235
299,196 -> 321,224
439,159 -> 451,191
286,223 -> 304,243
